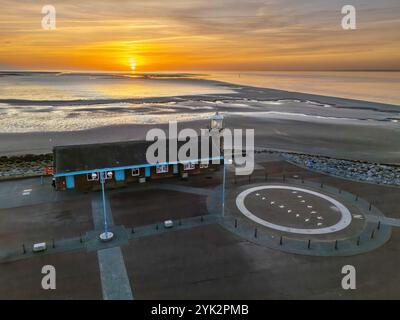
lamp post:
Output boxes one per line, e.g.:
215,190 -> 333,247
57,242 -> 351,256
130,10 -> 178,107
209,112 -> 225,218
222,158 -> 226,217
99,171 -> 114,242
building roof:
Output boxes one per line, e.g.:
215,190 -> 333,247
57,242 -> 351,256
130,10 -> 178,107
54,137 -> 222,174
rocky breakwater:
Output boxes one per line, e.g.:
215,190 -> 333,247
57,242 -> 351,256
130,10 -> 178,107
0,154 -> 53,180
282,153 -> 400,187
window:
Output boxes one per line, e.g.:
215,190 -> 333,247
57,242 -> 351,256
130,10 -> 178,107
200,163 -> 209,169
156,165 -> 168,174
104,171 -> 113,180
132,168 -> 140,176
87,172 -> 99,181
183,162 -> 196,170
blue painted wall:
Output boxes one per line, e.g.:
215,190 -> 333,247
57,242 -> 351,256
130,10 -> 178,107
54,157 -> 223,178
115,170 -> 125,181
66,176 -> 75,189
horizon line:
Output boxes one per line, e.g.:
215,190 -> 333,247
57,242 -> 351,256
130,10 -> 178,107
1,69 -> 399,73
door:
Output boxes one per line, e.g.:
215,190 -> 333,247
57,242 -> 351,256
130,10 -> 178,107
66,176 -> 75,189
115,170 -> 125,181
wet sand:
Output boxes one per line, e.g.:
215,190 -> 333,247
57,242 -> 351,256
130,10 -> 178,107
0,81 -> 399,164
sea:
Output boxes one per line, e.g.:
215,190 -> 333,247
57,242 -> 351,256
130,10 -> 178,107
206,71 -> 400,106
0,71 -> 398,133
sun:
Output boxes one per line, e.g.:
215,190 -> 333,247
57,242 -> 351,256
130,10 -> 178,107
129,58 -> 137,71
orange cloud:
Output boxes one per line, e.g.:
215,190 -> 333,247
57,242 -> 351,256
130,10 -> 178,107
0,0 -> 399,71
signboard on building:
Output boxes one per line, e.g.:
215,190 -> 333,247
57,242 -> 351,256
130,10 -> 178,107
44,165 -> 54,175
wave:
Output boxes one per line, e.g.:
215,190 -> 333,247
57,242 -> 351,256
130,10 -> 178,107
0,96 -> 398,133
0,97 -> 184,106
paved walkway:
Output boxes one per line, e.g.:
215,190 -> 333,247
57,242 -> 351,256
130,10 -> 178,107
0,176 -> 81,210
91,192 -> 114,230
365,214 -> 400,227
97,247 -> 133,300
152,182 -> 213,196
91,193 -> 133,300
2,175 -> 399,295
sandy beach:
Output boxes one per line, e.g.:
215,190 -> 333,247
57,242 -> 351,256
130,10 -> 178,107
0,75 -> 399,164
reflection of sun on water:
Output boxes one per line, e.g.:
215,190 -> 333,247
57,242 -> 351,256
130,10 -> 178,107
129,58 -> 137,71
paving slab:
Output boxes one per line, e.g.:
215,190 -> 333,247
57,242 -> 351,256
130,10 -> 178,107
98,247 -> 133,300
0,197 -> 93,254
110,189 -> 208,228
0,250 -> 102,300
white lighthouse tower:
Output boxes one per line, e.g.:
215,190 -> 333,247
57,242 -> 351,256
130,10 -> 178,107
209,112 -> 224,157
210,112 -> 224,131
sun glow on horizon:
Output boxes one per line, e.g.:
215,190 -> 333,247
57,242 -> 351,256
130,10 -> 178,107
129,58 -> 137,71
0,1 -> 398,72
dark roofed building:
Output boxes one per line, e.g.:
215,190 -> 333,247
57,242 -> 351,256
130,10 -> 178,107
54,140 -> 153,174
54,113 -> 225,191
53,137 -> 223,191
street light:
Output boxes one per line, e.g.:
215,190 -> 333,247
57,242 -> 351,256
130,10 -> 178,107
222,158 -> 226,217
210,112 -> 224,131
99,171 -> 114,242
209,112 -> 225,217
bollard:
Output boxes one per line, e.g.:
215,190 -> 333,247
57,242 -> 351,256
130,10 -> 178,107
22,244 -> 26,254
307,239 -> 311,250
334,240 -> 338,250
254,228 -> 257,238
52,239 -> 55,249
131,228 -> 135,234
371,230 -> 375,239
355,194 -> 358,201
320,182 -> 323,188
279,236 -> 283,246
377,221 -> 381,230
156,224 -> 159,230
369,203 -> 372,211
235,219 -> 238,228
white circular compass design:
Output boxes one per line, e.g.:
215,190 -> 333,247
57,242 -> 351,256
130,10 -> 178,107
236,185 -> 352,235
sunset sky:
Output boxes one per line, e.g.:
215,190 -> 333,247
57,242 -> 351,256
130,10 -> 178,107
0,0 -> 399,72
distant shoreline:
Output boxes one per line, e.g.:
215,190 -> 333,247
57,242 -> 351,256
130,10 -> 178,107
1,71 -> 400,105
